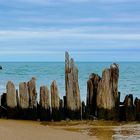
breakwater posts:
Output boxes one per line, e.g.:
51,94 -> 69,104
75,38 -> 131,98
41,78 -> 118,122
3,79 -> 65,121
86,63 -> 140,121
0,52 -> 140,121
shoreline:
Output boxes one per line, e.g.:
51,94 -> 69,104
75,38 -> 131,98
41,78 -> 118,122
0,119 -> 140,140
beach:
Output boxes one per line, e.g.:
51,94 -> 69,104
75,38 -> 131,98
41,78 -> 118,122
0,119 -> 96,140
0,119 -> 140,140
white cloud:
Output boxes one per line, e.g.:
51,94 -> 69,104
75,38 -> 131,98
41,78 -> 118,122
14,0 -> 91,5
15,16 -> 140,26
8,0 -> 136,6
0,30 -> 140,41
0,50 -> 63,55
0,50 -> 135,55
96,0 -> 136,3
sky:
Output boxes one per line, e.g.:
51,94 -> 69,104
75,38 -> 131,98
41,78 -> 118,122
0,0 -> 140,62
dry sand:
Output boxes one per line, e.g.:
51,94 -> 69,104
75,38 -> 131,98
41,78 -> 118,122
0,119 -> 96,140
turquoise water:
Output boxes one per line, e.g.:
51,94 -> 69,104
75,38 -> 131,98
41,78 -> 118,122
0,62 -> 140,102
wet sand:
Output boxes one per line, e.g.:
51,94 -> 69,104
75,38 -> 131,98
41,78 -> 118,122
0,119 -> 140,140
41,120 -> 140,140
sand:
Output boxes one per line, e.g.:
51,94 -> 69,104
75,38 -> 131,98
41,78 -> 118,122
0,119 -> 96,140
0,119 -> 140,140
41,121 -> 140,140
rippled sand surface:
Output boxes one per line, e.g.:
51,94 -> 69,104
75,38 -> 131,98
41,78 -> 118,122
113,125 -> 140,140
42,121 -> 140,140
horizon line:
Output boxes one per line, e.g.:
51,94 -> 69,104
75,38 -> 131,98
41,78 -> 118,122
0,61 -> 140,63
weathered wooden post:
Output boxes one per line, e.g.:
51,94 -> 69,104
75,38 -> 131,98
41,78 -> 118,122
0,93 -> 7,117
134,97 -> 140,121
40,85 -> 51,121
96,63 -> 120,120
86,73 -> 101,117
19,82 -> 29,119
6,81 -> 18,118
27,77 -> 37,120
51,80 -> 60,121
65,52 -> 81,120
123,94 -> 136,121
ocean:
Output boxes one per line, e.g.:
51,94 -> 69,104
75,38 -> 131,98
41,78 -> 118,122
0,62 -> 140,102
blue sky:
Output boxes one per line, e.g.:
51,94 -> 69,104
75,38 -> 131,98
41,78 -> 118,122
0,0 -> 140,61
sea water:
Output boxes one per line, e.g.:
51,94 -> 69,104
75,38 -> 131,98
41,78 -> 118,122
0,62 -> 140,102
